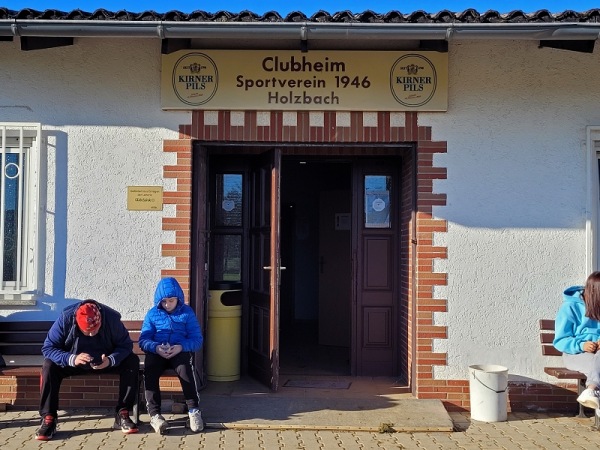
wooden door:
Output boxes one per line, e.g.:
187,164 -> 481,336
353,161 -> 400,376
248,149 -> 282,390
191,144 -> 209,383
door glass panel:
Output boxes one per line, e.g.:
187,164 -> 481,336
213,234 -> 242,283
364,175 -> 391,228
211,172 -> 243,287
215,174 -> 243,227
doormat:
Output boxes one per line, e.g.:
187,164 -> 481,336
283,379 -> 351,389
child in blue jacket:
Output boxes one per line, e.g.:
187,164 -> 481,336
554,271 -> 600,412
139,277 -> 204,434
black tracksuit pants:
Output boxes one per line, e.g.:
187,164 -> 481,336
143,351 -> 201,417
39,353 -> 140,417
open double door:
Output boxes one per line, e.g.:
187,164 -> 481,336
193,146 -> 402,391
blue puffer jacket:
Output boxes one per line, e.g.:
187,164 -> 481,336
41,299 -> 133,368
139,277 -> 203,354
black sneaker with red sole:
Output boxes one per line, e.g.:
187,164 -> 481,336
35,414 -> 57,441
113,409 -> 138,434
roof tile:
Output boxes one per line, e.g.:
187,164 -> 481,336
2,7 -> 600,23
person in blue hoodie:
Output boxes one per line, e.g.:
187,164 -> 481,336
554,271 -> 600,411
139,277 -> 204,435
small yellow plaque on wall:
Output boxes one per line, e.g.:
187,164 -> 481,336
127,186 -> 163,211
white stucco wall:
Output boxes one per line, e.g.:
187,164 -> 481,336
419,39 -> 600,383
0,38 -> 189,320
2,35 -> 599,385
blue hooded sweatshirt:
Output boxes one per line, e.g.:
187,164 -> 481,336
553,285 -> 600,354
139,277 -> 203,354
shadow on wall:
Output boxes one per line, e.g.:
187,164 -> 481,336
2,297 -> 83,321
43,130 -> 69,315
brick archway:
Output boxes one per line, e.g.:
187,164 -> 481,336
161,110 -> 454,406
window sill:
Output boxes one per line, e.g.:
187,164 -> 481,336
0,293 -> 37,306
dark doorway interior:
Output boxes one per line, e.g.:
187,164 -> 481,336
279,158 -> 352,376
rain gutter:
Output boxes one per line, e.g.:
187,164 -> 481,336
1,20 -> 600,41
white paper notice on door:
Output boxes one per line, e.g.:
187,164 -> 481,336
365,191 -> 390,228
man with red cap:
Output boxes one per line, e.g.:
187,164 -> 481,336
35,299 -> 139,440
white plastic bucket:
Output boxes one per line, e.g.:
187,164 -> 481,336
468,364 -> 508,422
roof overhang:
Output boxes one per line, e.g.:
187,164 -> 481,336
1,20 -> 600,40
1,20 -> 599,53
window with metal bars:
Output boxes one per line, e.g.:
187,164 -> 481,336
0,123 -> 41,302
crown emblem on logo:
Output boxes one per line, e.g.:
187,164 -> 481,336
189,62 -> 202,73
405,64 -> 419,75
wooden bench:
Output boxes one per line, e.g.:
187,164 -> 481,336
0,321 -> 54,372
0,319 -> 166,423
540,319 -> 600,426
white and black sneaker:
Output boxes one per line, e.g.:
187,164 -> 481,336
150,414 -> 168,435
187,409 -> 204,433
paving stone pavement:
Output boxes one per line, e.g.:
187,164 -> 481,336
3,410 -> 600,449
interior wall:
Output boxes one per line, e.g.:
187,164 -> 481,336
282,161 -> 319,321
281,160 -> 352,322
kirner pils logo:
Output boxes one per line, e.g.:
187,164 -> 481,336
172,53 -> 218,106
390,54 -> 437,107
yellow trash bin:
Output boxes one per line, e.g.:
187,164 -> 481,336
207,287 -> 242,381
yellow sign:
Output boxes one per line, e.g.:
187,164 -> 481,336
127,186 -> 163,211
161,50 -> 448,111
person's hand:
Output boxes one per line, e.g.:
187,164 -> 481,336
156,343 -> 171,359
583,341 -> 598,353
74,352 -> 95,366
91,354 -> 110,370
165,344 -> 182,359
156,343 -> 182,359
